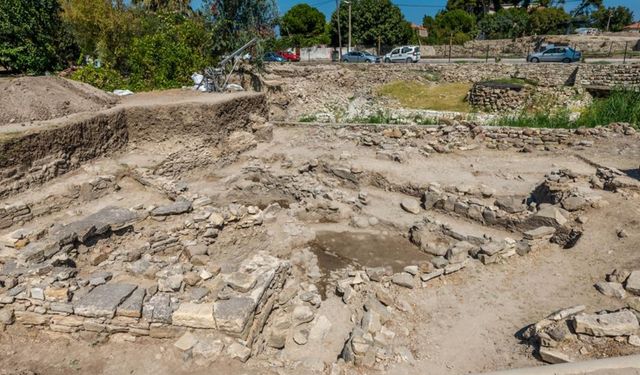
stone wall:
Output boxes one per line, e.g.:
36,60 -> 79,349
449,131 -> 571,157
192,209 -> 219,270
468,82 -> 528,112
429,35 -> 640,57
577,64 -> 640,87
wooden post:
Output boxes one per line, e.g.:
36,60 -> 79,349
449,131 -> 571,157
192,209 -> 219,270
448,33 -> 453,63
485,46 -> 489,63
624,41 -> 628,64
378,36 -> 381,56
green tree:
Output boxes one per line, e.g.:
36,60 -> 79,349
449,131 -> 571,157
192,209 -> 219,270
132,0 -> 191,13
330,0 -> 413,48
281,4 -> 325,38
529,7 -> 571,35
572,0 -> 603,17
203,0 -> 279,55
590,6 -> 634,32
280,4 -> 328,47
124,12 -> 212,90
0,0 -> 77,73
427,9 -> 478,44
478,8 -> 529,39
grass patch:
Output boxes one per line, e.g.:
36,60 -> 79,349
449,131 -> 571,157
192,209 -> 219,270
377,81 -> 472,112
484,77 -> 538,86
492,110 -> 574,128
299,114 -> 318,123
576,89 -> 640,127
492,89 -> 640,129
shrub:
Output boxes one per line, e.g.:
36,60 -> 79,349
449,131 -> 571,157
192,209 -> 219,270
70,65 -> 128,92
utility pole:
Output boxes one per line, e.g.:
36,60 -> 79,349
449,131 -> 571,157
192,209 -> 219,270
336,0 -> 342,58
346,1 -> 352,52
606,10 -> 612,32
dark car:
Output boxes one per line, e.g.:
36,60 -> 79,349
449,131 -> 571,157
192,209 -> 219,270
527,46 -> 582,63
341,51 -> 380,63
263,52 -> 287,63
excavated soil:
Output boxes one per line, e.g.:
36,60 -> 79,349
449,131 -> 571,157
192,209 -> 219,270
0,76 -> 117,125
0,73 -> 639,375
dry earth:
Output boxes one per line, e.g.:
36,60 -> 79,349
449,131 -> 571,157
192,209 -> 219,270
0,74 -> 639,375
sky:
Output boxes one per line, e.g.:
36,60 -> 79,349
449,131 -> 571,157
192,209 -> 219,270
192,1 -> 640,25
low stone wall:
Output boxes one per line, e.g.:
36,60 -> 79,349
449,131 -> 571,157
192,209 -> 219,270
577,64 -> 640,87
429,35 -> 640,57
0,176 -> 116,230
468,82 -> 528,112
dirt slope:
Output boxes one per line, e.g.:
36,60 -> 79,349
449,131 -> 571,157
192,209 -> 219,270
0,76 -> 117,125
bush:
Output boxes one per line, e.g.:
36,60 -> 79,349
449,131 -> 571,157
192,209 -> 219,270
123,13 -> 213,91
70,65 -> 128,92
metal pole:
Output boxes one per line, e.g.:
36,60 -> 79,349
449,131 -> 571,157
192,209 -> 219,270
348,2 -> 352,53
336,0 -> 342,59
624,41 -> 628,64
449,33 -> 453,63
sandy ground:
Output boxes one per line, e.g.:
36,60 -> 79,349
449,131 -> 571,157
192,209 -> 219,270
1,118 -> 639,375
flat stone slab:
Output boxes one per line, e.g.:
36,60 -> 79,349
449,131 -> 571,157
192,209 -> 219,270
391,272 -> 414,289
151,199 -> 192,217
213,297 -> 256,335
524,226 -> 556,240
595,281 -> 626,299
625,270 -> 640,295
53,206 -> 138,244
116,287 -> 146,318
572,310 -> 639,337
74,283 -> 137,318
172,302 -> 216,329
142,293 -> 173,324
539,348 -> 572,364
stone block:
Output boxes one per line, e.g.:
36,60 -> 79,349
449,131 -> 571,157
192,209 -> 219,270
172,302 -> 216,329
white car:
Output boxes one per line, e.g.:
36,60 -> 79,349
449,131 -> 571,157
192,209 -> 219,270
384,46 -> 421,63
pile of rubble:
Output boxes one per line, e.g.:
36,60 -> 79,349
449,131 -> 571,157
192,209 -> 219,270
524,268 -> 640,364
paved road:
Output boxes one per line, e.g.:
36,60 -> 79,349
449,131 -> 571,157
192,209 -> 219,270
419,57 -> 636,64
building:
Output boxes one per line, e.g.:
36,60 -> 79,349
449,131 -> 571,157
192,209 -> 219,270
623,22 -> 640,33
411,24 -> 428,38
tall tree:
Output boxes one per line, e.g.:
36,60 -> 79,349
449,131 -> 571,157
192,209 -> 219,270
281,4 -> 326,39
529,7 -> 571,35
330,0 -> 413,48
203,0 -> 278,54
590,6 -> 633,32
572,0 -> 603,17
0,0 -> 77,73
132,0 -> 191,13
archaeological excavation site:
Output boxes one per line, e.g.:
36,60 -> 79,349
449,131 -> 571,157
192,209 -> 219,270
1,63 -> 640,375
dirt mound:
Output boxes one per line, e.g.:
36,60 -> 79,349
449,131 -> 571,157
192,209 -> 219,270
0,76 -> 117,125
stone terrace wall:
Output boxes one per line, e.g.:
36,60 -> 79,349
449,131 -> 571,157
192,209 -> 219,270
577,64 -> 640,87
468,82 -> 528,112
429,35 -> 640,57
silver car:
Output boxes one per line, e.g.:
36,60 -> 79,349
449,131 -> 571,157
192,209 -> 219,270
527,46 -> 582,63
384,46 -> 421,63
341,51 -> 380,63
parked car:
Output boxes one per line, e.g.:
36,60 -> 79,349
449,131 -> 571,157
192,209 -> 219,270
384,46 -> 421,63
341,51 -> 380,63
277,50 -> 300,62
527,46 -> 582,63
263,52 -> 287,63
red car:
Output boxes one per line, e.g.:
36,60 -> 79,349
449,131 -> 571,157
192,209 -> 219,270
277,51 -> 300,62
